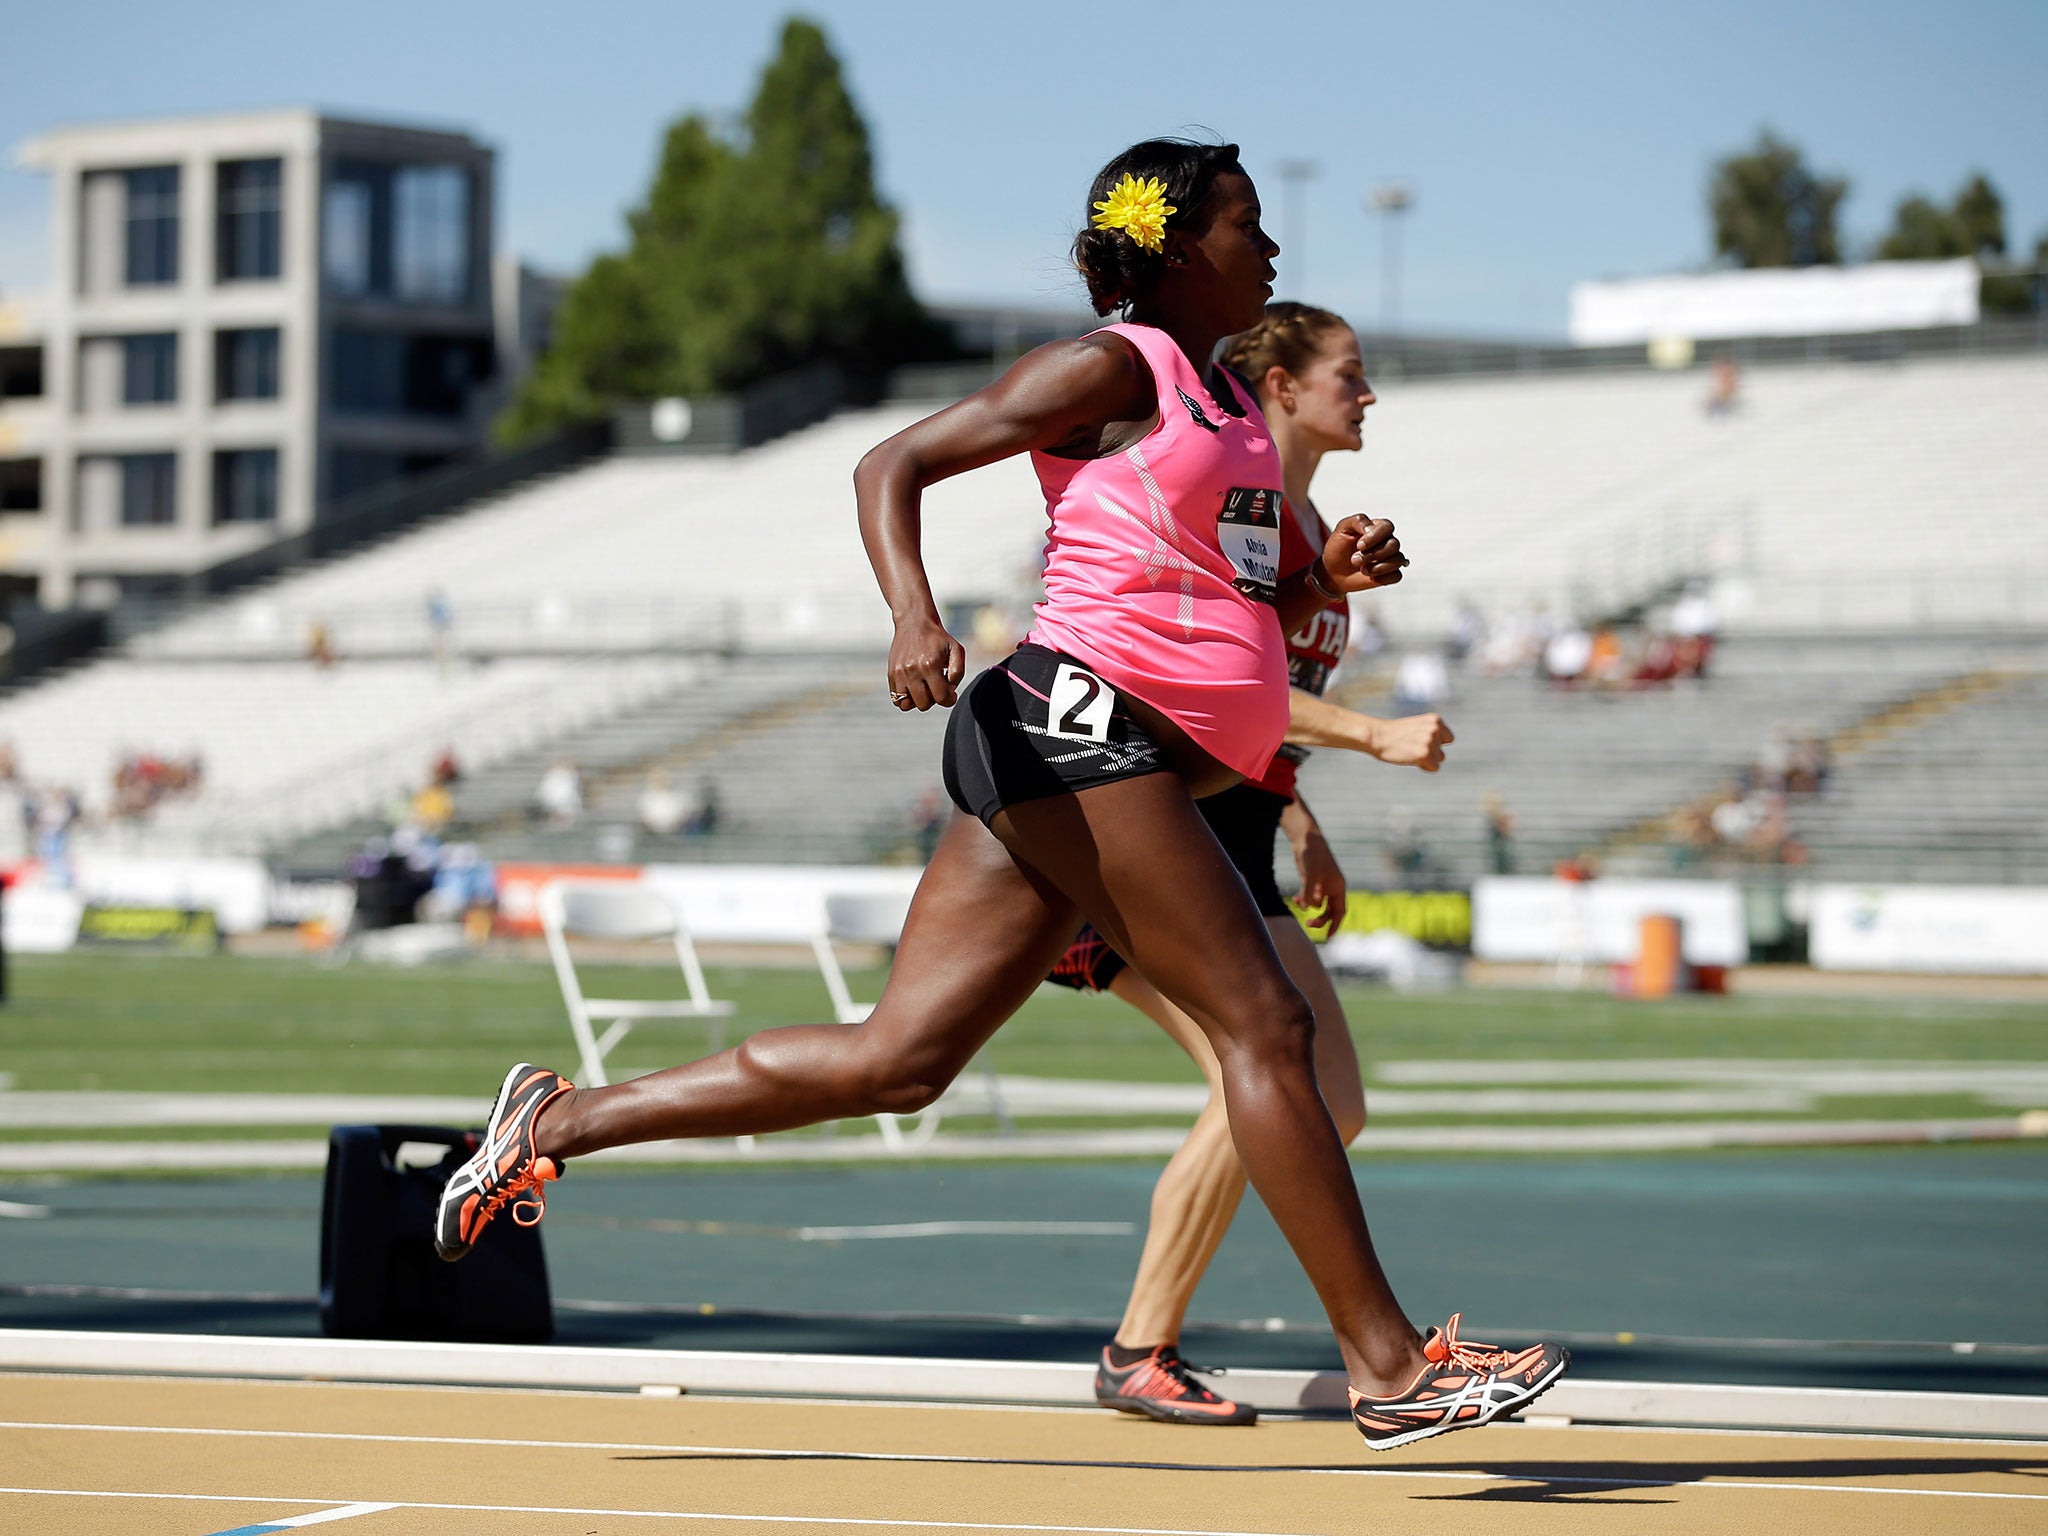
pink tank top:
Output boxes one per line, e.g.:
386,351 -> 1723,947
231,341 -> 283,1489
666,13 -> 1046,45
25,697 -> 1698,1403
1027,323 -> 1290,780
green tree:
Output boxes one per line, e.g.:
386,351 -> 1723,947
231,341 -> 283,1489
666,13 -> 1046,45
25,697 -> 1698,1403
501,17 -> 946,443
1708,129 -> 1847,268
1876,173 -> 2041,316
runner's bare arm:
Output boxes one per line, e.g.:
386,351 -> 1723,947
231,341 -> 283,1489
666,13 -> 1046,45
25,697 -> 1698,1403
856,336 -> 1154,711
1283,793 -> 1348,933
1285,691 -> 1453,772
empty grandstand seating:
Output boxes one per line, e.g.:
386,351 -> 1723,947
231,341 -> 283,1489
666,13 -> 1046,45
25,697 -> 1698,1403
126,352 -> 2048,662
12,350 -> 2044,874
1294,633 -> 2048,885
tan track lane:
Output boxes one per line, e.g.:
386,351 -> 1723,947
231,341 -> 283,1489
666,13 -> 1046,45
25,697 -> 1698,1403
1,1372 -> 2045,1535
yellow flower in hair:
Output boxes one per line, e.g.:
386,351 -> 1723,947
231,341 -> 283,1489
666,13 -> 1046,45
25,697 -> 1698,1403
1091,174 -> 1177,253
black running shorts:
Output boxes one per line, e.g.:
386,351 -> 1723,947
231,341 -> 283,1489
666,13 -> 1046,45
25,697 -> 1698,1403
1043,781 -> 1294,993
943,643 -> 1171,827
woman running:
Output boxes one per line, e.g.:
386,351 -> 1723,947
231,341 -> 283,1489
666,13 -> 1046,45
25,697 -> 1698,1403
1069,302 -> 1455,1426
436,139 -> 1566,1450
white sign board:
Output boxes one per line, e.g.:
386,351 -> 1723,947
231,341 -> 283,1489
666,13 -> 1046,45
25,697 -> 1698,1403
1810,884 -> 2048,974
3,887 -> 83,953
641,864 -> 923,945
1569,259 -> 1979,345
70,855 -> 273,933
1472,878 -> 1747,967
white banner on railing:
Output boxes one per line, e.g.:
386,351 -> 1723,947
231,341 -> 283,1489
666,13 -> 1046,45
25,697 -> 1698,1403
641,864 -> 923,945
1472,878 -> 1747,967
1569,259 -> 1979,345
1810,884 -> 2048,974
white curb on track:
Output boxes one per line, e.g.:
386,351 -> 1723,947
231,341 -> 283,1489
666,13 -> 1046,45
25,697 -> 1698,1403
1,1328 -> 2043,1440
0,1116 -> 2036,1172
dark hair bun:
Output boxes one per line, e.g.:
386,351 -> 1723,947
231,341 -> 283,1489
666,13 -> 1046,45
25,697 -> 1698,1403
1071,139 -> 1243,316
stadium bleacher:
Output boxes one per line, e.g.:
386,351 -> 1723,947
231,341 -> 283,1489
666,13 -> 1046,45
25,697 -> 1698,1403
10,350 -> 2044,879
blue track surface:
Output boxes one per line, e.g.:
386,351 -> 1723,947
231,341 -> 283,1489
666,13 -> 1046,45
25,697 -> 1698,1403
4,1147 -> 2044,1395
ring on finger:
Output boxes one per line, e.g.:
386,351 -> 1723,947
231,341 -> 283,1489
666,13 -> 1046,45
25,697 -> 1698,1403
889,690 -> 911,704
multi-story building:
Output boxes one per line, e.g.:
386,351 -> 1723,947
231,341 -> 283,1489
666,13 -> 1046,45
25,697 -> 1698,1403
1,110 -> 499,607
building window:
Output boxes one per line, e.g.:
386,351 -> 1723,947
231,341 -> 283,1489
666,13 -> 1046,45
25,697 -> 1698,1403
125,167 -> 180,286
394,165 -> 470,304
122,333 -> 179,405
332,329 -> 489,417
119,453 -> 178,526
325,166 -> 382,296
0,459 -> 40,512
217,159 -> 283,281
216,328 -> 281,401
0,346 -> 42,401
325,161 -> 471,304
213,448 -> 279,524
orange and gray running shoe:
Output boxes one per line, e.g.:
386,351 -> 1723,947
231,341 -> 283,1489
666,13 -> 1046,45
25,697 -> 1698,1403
433,1062 -> 572,1263
1094,1343 -> 1258,1425
1349,1314 -> 1570,1450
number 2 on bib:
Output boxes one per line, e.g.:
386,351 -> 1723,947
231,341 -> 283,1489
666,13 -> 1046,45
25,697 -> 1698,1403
1048,662 -> 1114,742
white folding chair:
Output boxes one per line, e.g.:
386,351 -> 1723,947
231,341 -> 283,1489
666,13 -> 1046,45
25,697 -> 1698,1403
817,891 -> 1012,1148
539,878 -> 738,1089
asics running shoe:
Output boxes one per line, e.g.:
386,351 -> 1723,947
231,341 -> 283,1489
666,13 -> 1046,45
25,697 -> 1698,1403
433,1063 -> 572,1263
1350,1314 -> 1570,1450
1095,1343 -> 1258,1425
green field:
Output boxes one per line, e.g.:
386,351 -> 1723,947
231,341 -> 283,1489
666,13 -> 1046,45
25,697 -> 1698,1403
1,952 -> 2043,1143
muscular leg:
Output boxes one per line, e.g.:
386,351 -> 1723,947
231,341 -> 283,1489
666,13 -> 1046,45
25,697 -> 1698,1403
996,776 -> 1425,1394
534,811 -> 1079,1156
1113,916 -> 1368,1351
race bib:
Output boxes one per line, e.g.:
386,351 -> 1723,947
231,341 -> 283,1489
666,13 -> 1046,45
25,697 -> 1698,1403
1047,662 -> 1115,742
1218,487 -> 1283,602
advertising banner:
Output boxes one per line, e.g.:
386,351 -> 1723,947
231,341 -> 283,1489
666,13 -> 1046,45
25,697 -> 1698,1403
1569,259 -> 1979,344
1810,884 -> 2048,974
71,855 -> 271,934
76,904 -> 221,952
642,864 -> 924,945
1472,878 -> 1747,967
493,862 -> 643,937
1314,889 -> 1472,951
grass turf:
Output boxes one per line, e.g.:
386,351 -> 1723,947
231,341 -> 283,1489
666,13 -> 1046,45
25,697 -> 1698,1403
0,951 -> 2041,1115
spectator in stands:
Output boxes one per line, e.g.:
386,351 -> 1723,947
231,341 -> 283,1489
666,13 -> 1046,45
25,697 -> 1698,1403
426,588 -> 456,677
1787,736 -> 1832,796
1481,793 -> 1517,875
535,759 -> 584,824
636,770 -> 693,839
1632,630 -> 1681,687
1552,849 -> 1598,883
1669,582 -> 1717,679
1704,355 -> 1741,417
1543,622 -> 1592,687
1585,625 -> 1630,689
1391,648 -> 1448,714
1384,814 -> 1431,888
1447,598 -> 1486,667
409,778 -> 454,836
685,776 -> 722,837
910,784 -> 947,862
306,620 -> 337,669
430,746 -> 463,787
30,784 -> 80,886
1347,609 -> 1386,667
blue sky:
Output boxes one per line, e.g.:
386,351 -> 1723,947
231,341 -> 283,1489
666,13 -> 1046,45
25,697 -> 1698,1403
3,0 -> 2042,337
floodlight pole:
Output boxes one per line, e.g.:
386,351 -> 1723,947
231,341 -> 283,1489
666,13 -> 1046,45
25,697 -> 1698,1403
1275,158 -> 1319,297
1368,180 -> 1415,334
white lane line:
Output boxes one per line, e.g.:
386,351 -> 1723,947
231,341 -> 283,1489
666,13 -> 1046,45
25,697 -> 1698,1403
0,1487 -> 1323,1535
793,1221 -> 1136,1241
0,1200 -> 51,1218
219,1502 -> 397,1530
3,1424 -> 2045,1503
